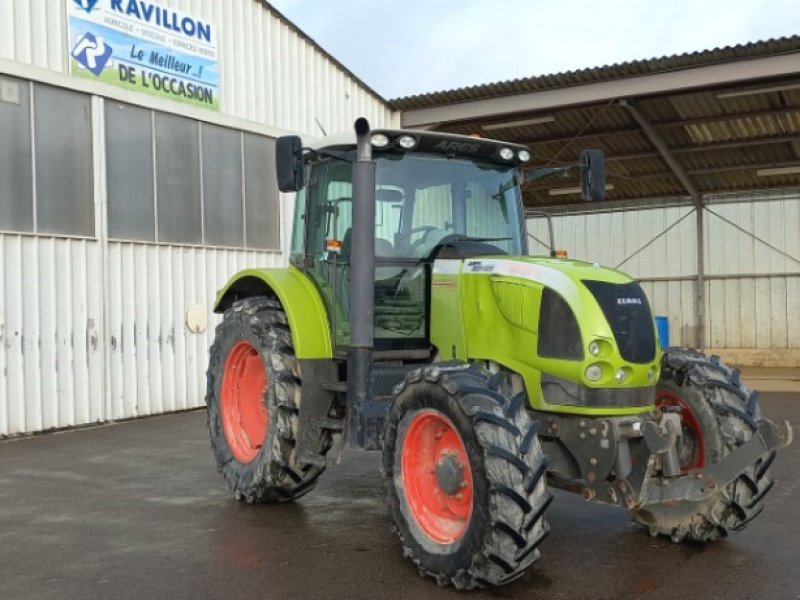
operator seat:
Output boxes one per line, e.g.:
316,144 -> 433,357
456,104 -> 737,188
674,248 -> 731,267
340,229 -> 404,283
341,229 -> 399,260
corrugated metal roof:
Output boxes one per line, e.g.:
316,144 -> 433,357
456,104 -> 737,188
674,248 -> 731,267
389,36 -> 800,109
389,37 -> 800,209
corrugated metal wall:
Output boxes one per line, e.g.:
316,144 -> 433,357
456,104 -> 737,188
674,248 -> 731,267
0,235 -> 103,435
0,0 -> 395,135
104,243 -> 283,421
0,237 -> 281,434
527,194 -> 800,352
704,197 -> 800,350
0,0 -> 396,436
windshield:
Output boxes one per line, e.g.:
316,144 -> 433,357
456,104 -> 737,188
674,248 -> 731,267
378,153 -> 523,258
302,152 -> 524,261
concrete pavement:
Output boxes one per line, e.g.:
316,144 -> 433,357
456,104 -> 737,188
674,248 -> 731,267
0,394 -> 798,600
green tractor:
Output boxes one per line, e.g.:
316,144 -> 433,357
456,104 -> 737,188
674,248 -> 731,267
206,118 -> 792,589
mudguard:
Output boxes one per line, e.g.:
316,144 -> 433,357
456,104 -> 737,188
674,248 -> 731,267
214,266 -> 333,359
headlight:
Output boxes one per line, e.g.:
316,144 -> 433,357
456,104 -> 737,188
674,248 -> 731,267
615,368 -> 628,383
499,147 -> 514,161
588,338 -> 613,357
585,364 -> 603,381
397,135 -> 417,149
647,366 -> 657,382
517,149 -> 531,162
371,133 -> 390,148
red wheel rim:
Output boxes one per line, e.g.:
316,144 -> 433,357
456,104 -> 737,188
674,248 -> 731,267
401,410 -> 473,544
656,389 -> 705,471
221,340 -> 268,463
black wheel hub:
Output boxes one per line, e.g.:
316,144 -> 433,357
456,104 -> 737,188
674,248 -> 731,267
435,453 -> 464,496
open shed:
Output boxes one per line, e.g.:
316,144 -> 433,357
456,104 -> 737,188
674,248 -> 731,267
392,38 -> 800,365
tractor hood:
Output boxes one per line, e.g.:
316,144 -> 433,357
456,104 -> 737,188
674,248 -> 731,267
460,255 -> 643,343
430,255 -> 662,414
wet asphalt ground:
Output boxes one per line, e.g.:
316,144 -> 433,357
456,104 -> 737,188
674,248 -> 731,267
0,393 -> 798,600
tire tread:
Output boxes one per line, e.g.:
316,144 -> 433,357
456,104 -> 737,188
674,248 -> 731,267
206,296 -> 331,504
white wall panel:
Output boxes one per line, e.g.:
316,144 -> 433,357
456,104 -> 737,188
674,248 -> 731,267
704,196 -> 800,349
0,234 -> 104,436
0,0 -> 66,71
105,242 -> 282,422
704,197 -> 800,274
527,205 -> 696,278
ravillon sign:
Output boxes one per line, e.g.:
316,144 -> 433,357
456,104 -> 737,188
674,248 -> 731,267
67,0 -> 220,110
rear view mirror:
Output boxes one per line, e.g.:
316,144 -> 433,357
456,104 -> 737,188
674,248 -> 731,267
276,135 -> 305,192
580,149 -> 605,202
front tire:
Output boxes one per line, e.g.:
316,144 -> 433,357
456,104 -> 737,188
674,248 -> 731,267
206,296 -> 330,503
384,364 -> 551,589
630,348 -> 776,541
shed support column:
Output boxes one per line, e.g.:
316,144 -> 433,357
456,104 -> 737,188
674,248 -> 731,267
694,196 -> 705,349
621,100 -> 706,348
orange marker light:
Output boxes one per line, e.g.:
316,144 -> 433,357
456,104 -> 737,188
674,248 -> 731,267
325,239 -> 342,253
555,250 -> 568,258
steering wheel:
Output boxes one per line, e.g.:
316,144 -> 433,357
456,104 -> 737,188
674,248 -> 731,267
408,225 -> 439,244
409,225 -> 439,244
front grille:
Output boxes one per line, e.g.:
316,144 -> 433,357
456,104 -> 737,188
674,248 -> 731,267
582,280 -> 656,364
541,373 -> 655,407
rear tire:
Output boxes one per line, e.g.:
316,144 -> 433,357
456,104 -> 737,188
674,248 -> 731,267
630,348 -> 776,541
206,296 -> 330,503
384,364 -> 551,589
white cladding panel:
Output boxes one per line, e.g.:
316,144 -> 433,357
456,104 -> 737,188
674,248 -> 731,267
527,195 -> 800,351
0,235 -> 283,437
0,0 -> 66,72
0,0 -> 397,133
0,235 -> 104,436
527,205 -> 696,278
105,242 -> 282,422
704,196 -> 800,349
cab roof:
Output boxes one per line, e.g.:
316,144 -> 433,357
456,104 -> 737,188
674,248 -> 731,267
305,128 -> 532,165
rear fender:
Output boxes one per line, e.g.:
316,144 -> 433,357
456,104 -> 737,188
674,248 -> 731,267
214,266 -> 333,359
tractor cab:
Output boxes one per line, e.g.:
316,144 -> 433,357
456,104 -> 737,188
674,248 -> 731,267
285,130 -> 531,356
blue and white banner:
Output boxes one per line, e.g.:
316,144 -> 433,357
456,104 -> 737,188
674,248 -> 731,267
67,0 -> 220,110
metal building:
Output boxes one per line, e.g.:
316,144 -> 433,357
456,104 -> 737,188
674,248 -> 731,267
393,38 -> 800,369
2,4 -> 799,438
0,0 -> 397,436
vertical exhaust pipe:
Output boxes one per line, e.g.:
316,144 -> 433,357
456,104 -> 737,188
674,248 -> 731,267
347,118 -> 376,448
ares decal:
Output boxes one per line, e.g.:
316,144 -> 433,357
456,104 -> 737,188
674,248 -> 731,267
432,140 -> 482,154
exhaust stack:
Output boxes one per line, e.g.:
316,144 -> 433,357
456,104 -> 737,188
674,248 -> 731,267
347,118 -> 376,448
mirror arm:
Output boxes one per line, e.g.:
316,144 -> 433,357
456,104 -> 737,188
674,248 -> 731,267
521,166 -> 570,185
305,148 -> 354,164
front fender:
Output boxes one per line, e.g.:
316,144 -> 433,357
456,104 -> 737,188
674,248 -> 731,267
214,266 -> 333,359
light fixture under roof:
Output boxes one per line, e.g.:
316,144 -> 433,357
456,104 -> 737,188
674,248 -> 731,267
483,115 -> 556,131
717,82 -> 800,99
548,184 -> 615,196
756,165 -> 800,177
